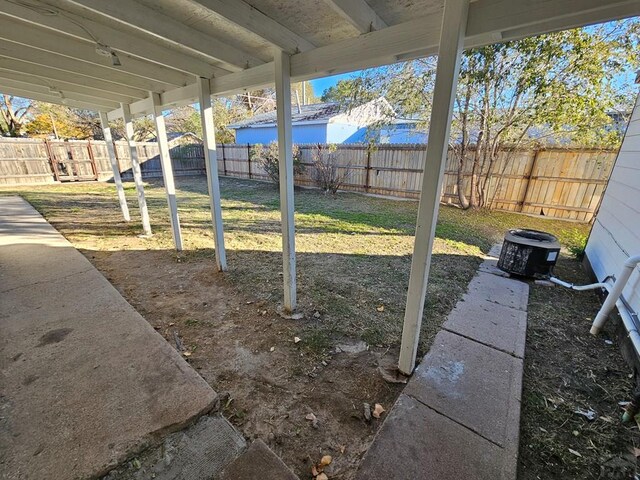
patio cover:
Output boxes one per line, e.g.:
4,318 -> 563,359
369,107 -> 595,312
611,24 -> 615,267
0,0 -> 637,373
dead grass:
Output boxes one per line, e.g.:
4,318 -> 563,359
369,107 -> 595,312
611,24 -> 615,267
1,176 -> 590,357
519,255 -> 639,479
1,176 -> 610,478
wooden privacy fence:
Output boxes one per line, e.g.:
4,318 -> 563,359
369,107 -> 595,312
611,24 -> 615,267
0,138 -> 616,222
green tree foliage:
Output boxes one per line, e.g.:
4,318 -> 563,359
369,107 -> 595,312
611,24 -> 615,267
26,102 -> 100,139
321,20 -> 639,208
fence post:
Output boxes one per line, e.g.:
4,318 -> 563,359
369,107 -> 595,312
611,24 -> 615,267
43,138 -> 60,182
221,143 -> 227,175
86,139 -> 99,180
518,149 -> 540,212
247,142 -> 252,179
365,146 -> 372,191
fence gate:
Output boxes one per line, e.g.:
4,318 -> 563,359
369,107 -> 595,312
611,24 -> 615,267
45,140 -> 98,182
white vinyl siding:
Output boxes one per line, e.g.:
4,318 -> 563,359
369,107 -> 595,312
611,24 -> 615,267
586,90 -> 640,311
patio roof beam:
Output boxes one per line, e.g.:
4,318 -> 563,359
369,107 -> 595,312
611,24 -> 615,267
398,0 -> 469,375
0,58 -> 149,99
106,0 -> 637,118
0,17 -> 193,87
0,0 -> 226,79
0,82 -> 118,110
197,77 -> 227,271
205,0 -> 638,96
324,0 -> 388,33
52,0 -> 263,72
0,86 -> 108,111
99,112 -> 130,222
150,93 -> 183,252
190,0 -> 315,53
0,40 -> 178,93
121,102 -> 152,237
0,70 -> 139,104
0,78 -> 119,109
274,50 -> 297,312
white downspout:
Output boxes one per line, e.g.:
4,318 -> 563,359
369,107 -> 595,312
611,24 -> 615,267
590,255 -> 640,334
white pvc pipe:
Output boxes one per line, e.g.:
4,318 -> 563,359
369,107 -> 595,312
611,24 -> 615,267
590,255 -> 640,334
548,276 -> 610,292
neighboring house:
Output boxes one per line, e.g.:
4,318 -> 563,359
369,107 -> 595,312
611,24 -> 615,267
585,89 -> 640,323
228,98 -> 425,144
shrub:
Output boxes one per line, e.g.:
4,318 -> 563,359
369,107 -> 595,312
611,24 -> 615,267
251,142 -> 302,184
311,143 -> 352,194
563,228 -> 588,259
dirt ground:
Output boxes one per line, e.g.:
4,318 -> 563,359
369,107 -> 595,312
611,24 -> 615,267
519,255 -> 640,480
2,177 -> 618,479
87,248 -> 403,479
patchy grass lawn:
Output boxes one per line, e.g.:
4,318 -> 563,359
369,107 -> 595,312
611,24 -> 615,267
1,176 -> 616,479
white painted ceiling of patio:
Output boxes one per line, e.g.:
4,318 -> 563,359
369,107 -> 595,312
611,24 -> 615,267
0,0 -> 637,116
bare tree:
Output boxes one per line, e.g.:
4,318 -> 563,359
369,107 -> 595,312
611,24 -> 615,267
312,144 -> 352,194
0,95 -> 32,137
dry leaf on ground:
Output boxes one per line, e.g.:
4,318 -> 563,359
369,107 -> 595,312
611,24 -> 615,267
372,403 -> 385,418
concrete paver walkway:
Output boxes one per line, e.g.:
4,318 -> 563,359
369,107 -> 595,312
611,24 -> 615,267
0,197 -> 217,479
357,246 -> 528,479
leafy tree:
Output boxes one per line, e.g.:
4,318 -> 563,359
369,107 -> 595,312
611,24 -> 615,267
26,102 -> 100,139
165,105 -> 202,137
322,19 -> 639,208
0,95 -> 32,137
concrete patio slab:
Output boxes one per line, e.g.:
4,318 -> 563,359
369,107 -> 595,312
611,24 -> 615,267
404,330 -> 523,448
0,197 -> 218,479
103,415 -> 247,480
467,272 -> 528,311
357,244 -> 527,479
356,394 -> 515,480
220,440 -> 299,480
443,296 -> 527,358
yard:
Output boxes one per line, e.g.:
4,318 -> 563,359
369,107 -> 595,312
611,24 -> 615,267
1,176 -> 635,479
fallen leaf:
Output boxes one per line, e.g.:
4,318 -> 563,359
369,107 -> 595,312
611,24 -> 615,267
311,465 -> 319,477
568,448 -> 582,457
182,351 -> 192,357
294,336 -> 301,344
574,408 -> 597,421
305,412 -> 319,428
320,455 -> 332,466
339,445 -> 346,454
372,403 -> 385,418
376,305 -> 385,312
168,322 -> 175,327
317,474 -> 328,480
270,346 -> 275,352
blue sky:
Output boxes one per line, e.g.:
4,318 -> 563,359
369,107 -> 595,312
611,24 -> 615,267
309,72 -> 359,98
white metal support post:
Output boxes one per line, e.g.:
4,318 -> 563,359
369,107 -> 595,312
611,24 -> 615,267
151,92 -> 183,251
121,102 -> 152,236
274,50 -> 297,312
99,111 -> 130,222
398,0 -> 469,375
197,77 -> 227,271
